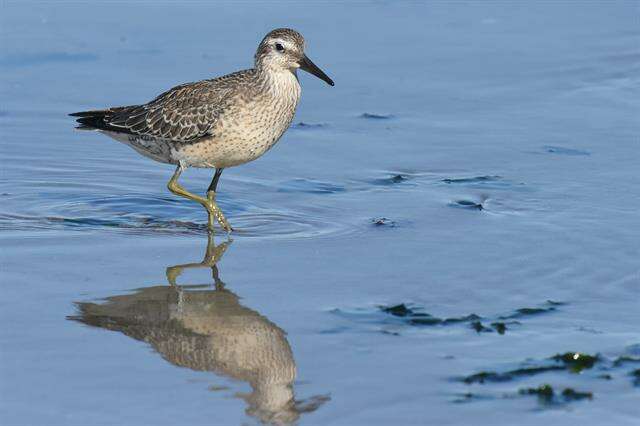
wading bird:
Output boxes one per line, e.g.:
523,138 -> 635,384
71,28 -> 333,232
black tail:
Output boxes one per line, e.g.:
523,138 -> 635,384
69,109 -> 110,130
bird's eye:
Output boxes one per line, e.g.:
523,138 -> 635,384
275,43 -> 284,52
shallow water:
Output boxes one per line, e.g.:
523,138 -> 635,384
1,1 -> 639,425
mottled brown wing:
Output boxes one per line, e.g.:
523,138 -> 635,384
103,70 -> 253,142
103,80 -> 227,142
70,69 -> 255,142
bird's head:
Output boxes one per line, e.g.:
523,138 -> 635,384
255,28 -> 334,86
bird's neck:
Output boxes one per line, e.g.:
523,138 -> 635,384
255,66 -> 301,99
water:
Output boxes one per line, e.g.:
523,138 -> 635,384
1,1 -> 639,425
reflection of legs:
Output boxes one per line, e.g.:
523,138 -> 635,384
166,231 -> 232,286
167,164 -> 232,232
211,265 -> 225,291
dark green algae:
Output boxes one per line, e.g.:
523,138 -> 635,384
376,301 -> 564,334
461,352 -> 600,384
518,384 -> 593,404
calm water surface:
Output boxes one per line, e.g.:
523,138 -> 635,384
1,1 -> 639,425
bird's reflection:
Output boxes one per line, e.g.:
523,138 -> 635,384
69,233 -> 328,425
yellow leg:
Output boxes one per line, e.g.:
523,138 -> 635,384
205,168 -> 232,232
167,165 -> 233,232
206,189 -> 233,232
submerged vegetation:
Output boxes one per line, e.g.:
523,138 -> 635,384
360,112 -> 394,120
331,301 -> 568,336
332,300 -> 640,409
551,352 -> 598,373
518,384 -> 593,404
460,352 -> 600,384
455,349 -> 640,407
371,301 -> 563,334
371,217 -> 396,227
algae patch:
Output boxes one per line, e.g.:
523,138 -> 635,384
450,199 -> 484,210
389,174 -> 409,184
292,121 -> 327,129
518,384 -> 554,402
460,352 -> 599,384
551,352 -> 598,373
499,301 -> 564,320
369,173 -> 415,187
518,384 -> 592,404
612,355 -> 640,367
442,176 -> 501,184
331,301 -> 565,335
377,301 -> 561,334
371,217 -> 396,227
360,112 -> 394,120
490,322 -> 507,334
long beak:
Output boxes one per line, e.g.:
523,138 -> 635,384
299,54 -> 334,86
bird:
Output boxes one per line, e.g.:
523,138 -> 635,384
70,28 -> 334,232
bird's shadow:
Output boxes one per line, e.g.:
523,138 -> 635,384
68,232 -> 329,425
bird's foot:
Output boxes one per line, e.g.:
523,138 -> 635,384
204,199 -> 233,233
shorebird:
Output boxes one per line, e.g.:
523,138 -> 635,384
70,28 -> 333,232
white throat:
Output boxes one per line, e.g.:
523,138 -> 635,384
263,67 -> 301,100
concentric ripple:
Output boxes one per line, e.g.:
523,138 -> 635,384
221,211 -> 355,240
0,193 -> 357,240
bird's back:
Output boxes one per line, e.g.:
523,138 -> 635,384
71,67 -> 302,168
71,69 -> 256,142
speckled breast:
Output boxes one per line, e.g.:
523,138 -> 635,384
174,74 -> 301,169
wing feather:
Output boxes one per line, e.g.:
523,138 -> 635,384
72,69 -> 255,143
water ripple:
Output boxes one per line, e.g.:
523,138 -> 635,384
0,197 -> 357,240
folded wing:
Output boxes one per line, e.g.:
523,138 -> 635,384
71,70 -> 252,143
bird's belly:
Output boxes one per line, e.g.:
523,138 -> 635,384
174,136 -> 279,169
173,113 -> 293,169
103,131 -> 177,165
